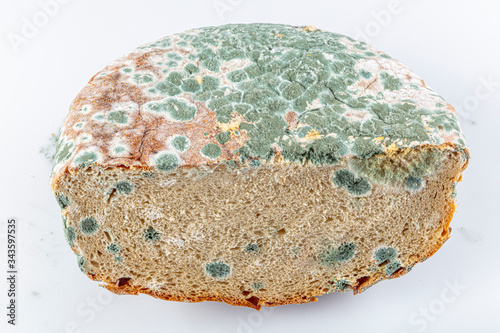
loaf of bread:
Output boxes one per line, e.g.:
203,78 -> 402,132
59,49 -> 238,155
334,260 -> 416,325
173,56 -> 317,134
51,23 -> 469,310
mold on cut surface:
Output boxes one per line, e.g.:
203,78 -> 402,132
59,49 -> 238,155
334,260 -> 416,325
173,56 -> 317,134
107,243 -> 120,254
143,227 -> 161,242
79,217 -> 99,235
50,23 -> 469,310
319,242 -> 356,267
406,177 -> 423,191
114,181 -> 134,194
333,170 -> 371,196
56,193 -> 70,209
205,261 -> 231,279
374,247 -> 398,264
64,226 -> 76,247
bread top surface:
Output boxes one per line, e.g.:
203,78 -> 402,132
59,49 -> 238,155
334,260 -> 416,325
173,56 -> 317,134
51,23 -> 467,184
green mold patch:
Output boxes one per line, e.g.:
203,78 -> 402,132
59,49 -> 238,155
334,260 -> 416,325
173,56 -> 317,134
249,159 -> 261,167
335,279 -> 351,292
227,91 -> 241,102
79,217 -> 99,234
108,111 -> 129,124
197,49 -> 220,72
167,52 -> 182,61
139,37 -> 171,49
348,178 -> 371,195
133,73 -> 154,84
380,72 -> 402,91
143,226 -> 161,242
167,71 -> 184,86
165,24 -> 464,166
335,243 -> 357,262
52,24 -> 466,189
201,76 -> 219,91
359,69 -> 372,79
451,182 -> 458,198
77,255 -> 87,273
74,151 -> 97,167
113,146 -> 126,154
406,177 -> 423,190
350,148 -> 442,184
281,82 -> 305,100
181,78 -> 200,92
385,260 -> 402,276
374,247 -> 397,264
236,115 -> 286,160
351,138 -> 384,159
252,282 -> 264,290
171,136 -> 190,152
64,226 -> 76,247
53,141 -> 74,166
244,64 -> 264,78
155,81 -> 182,96
333,169 -> 371,196
155,153 -> 179,172
319,242 -> 356,267
281,136 -> 348,166
205,261 -> 231,279
200,143 -> 222,159
333,170 -> 355,187
73,122 -> 84,129
145,98 -> 196,121
184,63 -> 199,74
56,193 -> 70,209
216,131 -> 231,145
307,137 -> 348,165
244,243 -> 260,253
107,243 -> 120,254
115,181 -> 133,194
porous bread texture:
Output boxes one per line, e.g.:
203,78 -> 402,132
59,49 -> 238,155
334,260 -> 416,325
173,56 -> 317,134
54,145 -> 467,310
51,23 -> 470,309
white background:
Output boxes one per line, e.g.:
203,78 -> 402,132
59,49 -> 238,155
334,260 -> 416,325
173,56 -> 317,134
1,0 -> 499,332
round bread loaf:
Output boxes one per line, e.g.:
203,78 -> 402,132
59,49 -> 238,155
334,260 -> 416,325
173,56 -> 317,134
51,23 -> 469,310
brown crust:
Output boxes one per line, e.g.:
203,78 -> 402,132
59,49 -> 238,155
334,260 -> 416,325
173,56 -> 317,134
100,278 -> 319,310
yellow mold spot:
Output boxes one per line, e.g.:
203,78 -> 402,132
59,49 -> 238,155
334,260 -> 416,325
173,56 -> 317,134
303,129 -> 322,141
385,143 -> 399,155
302,25 -> 318,32
218,113 -> 247,132
195,76 -> 203,84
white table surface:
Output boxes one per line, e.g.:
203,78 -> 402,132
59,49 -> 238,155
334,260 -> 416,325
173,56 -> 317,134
1,0 -> 499,332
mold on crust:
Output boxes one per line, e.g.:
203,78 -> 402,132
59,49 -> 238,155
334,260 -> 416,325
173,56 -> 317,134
51,23 -> 467,181
50,23 -> 470,310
